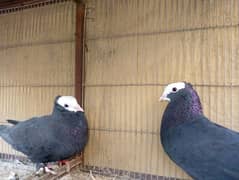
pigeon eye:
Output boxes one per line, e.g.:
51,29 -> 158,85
172,87 -> 177,92
64,104 -> 69,108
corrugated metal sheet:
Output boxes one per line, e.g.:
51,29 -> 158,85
84,0 -> 239,178
0,1 -> 75,48
0,1 -> 76,156
85,27 -> 238,85
0,43 -> 75,86
86,0 -> 239,40
84,86 -> 186,177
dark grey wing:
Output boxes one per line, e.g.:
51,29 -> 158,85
7,119 -> 20,125
165,116 -> 239,180
0,116 -> 64,162
1,112 -> 88,163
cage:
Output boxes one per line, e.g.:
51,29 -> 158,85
0,0 -> 239,179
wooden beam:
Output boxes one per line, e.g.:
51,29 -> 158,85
75,2 -> 85,105
25,155 -> 83,180
74,1 -> 86,168
0,0 -> 47,10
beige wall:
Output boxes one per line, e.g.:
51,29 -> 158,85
0,1 -> 76,155
84,0 -> 239,178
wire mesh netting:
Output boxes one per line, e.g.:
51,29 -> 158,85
0,0 -> 76,174
0,0 -> 239,179
83,0 -> 239,179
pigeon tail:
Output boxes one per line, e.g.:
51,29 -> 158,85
7,120 -> 19,125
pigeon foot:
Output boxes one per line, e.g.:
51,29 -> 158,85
35,163 -> 57,175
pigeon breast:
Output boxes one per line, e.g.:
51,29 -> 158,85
160,82 -> 239,180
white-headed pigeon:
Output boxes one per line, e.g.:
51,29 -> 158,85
0,96 -> 88,174
160,82 -> 239,180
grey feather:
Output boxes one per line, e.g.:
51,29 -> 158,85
0,96 -> 88,164
160,82 -> 239,180
7,120 -> 20,125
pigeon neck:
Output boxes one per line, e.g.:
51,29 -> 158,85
52,104 -> 68,115
186,87 -> 203,115
172,88 -> 203,117
162,89 -> 203,130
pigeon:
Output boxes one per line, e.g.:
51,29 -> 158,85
0,96 -> 88,174
160,82 -> 239,180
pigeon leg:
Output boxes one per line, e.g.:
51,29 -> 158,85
58,159 -> 69,166
44,166 -> 57,175
58,159 -> 71,172
35,163 -> 57,175
35,163 -> 45,175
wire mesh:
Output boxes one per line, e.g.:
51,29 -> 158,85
0,0 -> 239,179
83,0 -> 239,179
80,165 -> 181,180
0,0 -> 76,165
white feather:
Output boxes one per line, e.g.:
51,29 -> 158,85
57,96 -> 84,112
160,82 -> 186,102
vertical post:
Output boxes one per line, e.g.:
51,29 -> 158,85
75,2 -> 85,105
75,1 -> 85,166
75,2 -> 85,165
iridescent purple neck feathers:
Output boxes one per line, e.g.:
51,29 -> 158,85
161,84 -> 203,130
187,85 -> 203,115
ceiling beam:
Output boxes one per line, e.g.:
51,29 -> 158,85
0,0 -> 50,10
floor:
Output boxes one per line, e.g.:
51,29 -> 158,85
0,160 -> 136,180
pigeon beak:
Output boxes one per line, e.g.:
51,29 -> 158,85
75,105 -> 84,112
159,95 -> 170,102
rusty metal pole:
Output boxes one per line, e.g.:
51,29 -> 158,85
75,1 -> 85,165
75,2 -> 85,105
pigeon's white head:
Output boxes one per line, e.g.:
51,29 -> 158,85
160,82 -> 186,102
57,96 -> 84,112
